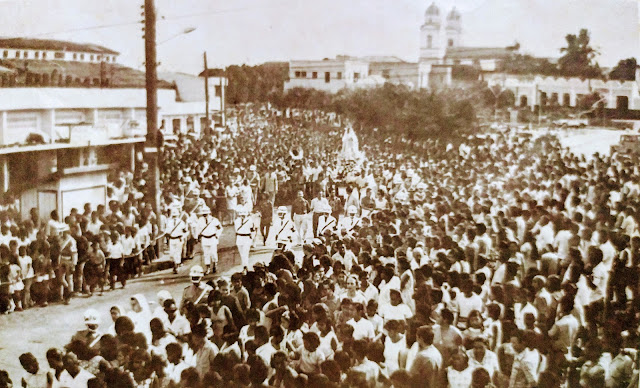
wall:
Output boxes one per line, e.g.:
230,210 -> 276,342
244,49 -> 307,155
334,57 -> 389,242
0,48 -> 117,63
486,73 -> 640,110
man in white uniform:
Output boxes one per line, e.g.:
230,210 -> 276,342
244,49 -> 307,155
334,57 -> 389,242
235,206 -> 256,269
271,206 -> 296,250
197,207 -> 222,274
338,205 -> 361,238
166,205 -> 187,274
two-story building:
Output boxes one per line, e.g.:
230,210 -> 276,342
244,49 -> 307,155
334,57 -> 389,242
0,38 -> 226,220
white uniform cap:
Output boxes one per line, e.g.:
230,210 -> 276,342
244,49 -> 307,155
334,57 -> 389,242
250,165 -> 256,171
236,206 -> 248,215
190,265 -> 204,278
277,206 -> 288,214
348,205 -> 357,214
84,309 -> 100,325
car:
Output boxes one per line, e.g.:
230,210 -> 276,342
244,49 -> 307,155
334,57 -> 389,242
611,134 -> 640,156
552,118 -> 588,128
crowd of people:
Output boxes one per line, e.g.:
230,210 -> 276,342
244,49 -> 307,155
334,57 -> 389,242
4,103 -> 640,388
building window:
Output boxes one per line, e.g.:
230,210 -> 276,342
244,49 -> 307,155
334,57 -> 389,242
15,51 -> 19,58
90,55 -> 94,61
42,52 -> 47,59
337,72 -> 342,80
34,51 -> 39,59
54,52 -> 65,59
80,54 -> 84,60
215,85 -> 222,97
2,51 -> 7,58
354,72 -> 360,82
23,51 -> 28,58
301,71 -> 307,77
73,53 -> 77,60
427,35 -> 433,49
295,71 -> 301,78
172,118 -> 181,134
382,69 -> 390,79
324,72 -> 331,83
97,55 -> 102,61
312,72 -> 317,79
448,39 -> 454,47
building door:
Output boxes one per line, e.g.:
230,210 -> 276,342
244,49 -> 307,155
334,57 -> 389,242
325,72 -> 330,83
617,96 -> 629,115
38,190 -> 58,222
520,95 -> 528,107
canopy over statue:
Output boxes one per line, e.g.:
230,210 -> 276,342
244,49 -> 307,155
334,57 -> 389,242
339,124 -> 365,164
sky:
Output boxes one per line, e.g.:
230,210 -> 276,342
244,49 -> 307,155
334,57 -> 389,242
0,0 -> 636,74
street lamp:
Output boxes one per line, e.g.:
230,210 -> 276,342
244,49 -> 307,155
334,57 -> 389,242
157,27 -> 197,45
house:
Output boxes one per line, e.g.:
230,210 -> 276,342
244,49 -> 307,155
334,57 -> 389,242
0,38 -> 226,220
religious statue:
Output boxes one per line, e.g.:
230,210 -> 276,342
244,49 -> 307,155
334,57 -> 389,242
340,124 -> 364,164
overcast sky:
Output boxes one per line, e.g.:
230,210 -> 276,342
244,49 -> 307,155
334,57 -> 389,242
0,0 -> 636,74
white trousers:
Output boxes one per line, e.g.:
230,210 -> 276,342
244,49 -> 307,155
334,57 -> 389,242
169,238 -> 184,265
201,239 -> 219,266
293,214 -> 310,243
237,236 -> 252,268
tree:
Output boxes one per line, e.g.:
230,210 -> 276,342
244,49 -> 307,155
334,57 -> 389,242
557,29 -> 602,78
609,58 -> 637,81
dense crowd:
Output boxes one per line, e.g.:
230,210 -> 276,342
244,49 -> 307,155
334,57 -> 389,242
4,104 -> 640,388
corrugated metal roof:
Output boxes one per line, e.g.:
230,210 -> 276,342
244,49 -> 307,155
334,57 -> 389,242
0,38 -> 119,55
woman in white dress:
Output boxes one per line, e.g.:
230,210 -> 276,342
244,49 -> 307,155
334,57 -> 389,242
128,294 -> 152,343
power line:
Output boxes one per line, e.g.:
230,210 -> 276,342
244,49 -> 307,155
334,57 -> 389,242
30,1 -> 287,37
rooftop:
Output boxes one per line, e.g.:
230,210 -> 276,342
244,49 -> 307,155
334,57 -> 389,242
0,37 -> 119,55
446,46 -> 515,60
0,59 -> 173,89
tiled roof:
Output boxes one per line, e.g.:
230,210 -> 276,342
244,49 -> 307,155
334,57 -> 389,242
446,47 -> 513,60
0,38 -> 119,55
0,59 -> 173,88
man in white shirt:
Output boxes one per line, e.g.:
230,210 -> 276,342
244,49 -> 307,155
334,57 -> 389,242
161,299 -> 191,340
346,301 -> 375,341
58,352 -> 94,388
310,190 -> 332,238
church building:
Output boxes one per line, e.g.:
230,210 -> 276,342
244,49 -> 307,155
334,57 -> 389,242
285,2 -> 513,92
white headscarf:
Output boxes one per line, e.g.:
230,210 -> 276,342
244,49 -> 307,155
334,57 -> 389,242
129,294 -> 152,341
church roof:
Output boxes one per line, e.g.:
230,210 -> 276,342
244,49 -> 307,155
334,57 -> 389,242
360,56 -> 408,63
445,47 -> 513,60
425,2 -> 440,16
447,7 -> 461,20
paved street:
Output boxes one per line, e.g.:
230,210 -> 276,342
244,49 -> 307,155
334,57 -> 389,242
0,247 -> 274,383
555,127 -> 626,157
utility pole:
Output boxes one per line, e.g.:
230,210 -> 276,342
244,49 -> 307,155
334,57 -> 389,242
204,51 -> 210,135
143,0 -> 161,230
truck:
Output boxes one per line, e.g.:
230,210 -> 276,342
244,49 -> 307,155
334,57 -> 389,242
610,134 -> 640,156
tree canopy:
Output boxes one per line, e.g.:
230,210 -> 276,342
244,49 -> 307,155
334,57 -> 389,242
557,29 -> 602,78
609,58 -> 637,81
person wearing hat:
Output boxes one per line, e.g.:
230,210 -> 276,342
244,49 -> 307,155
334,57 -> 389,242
196,206 -> 222,274
70,309 -> 102,349
269,206 -> 296,250
338,205 -> 361,238
234,206 -> 256,269
180,265 -> 212,312
166,205 -> 187,274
